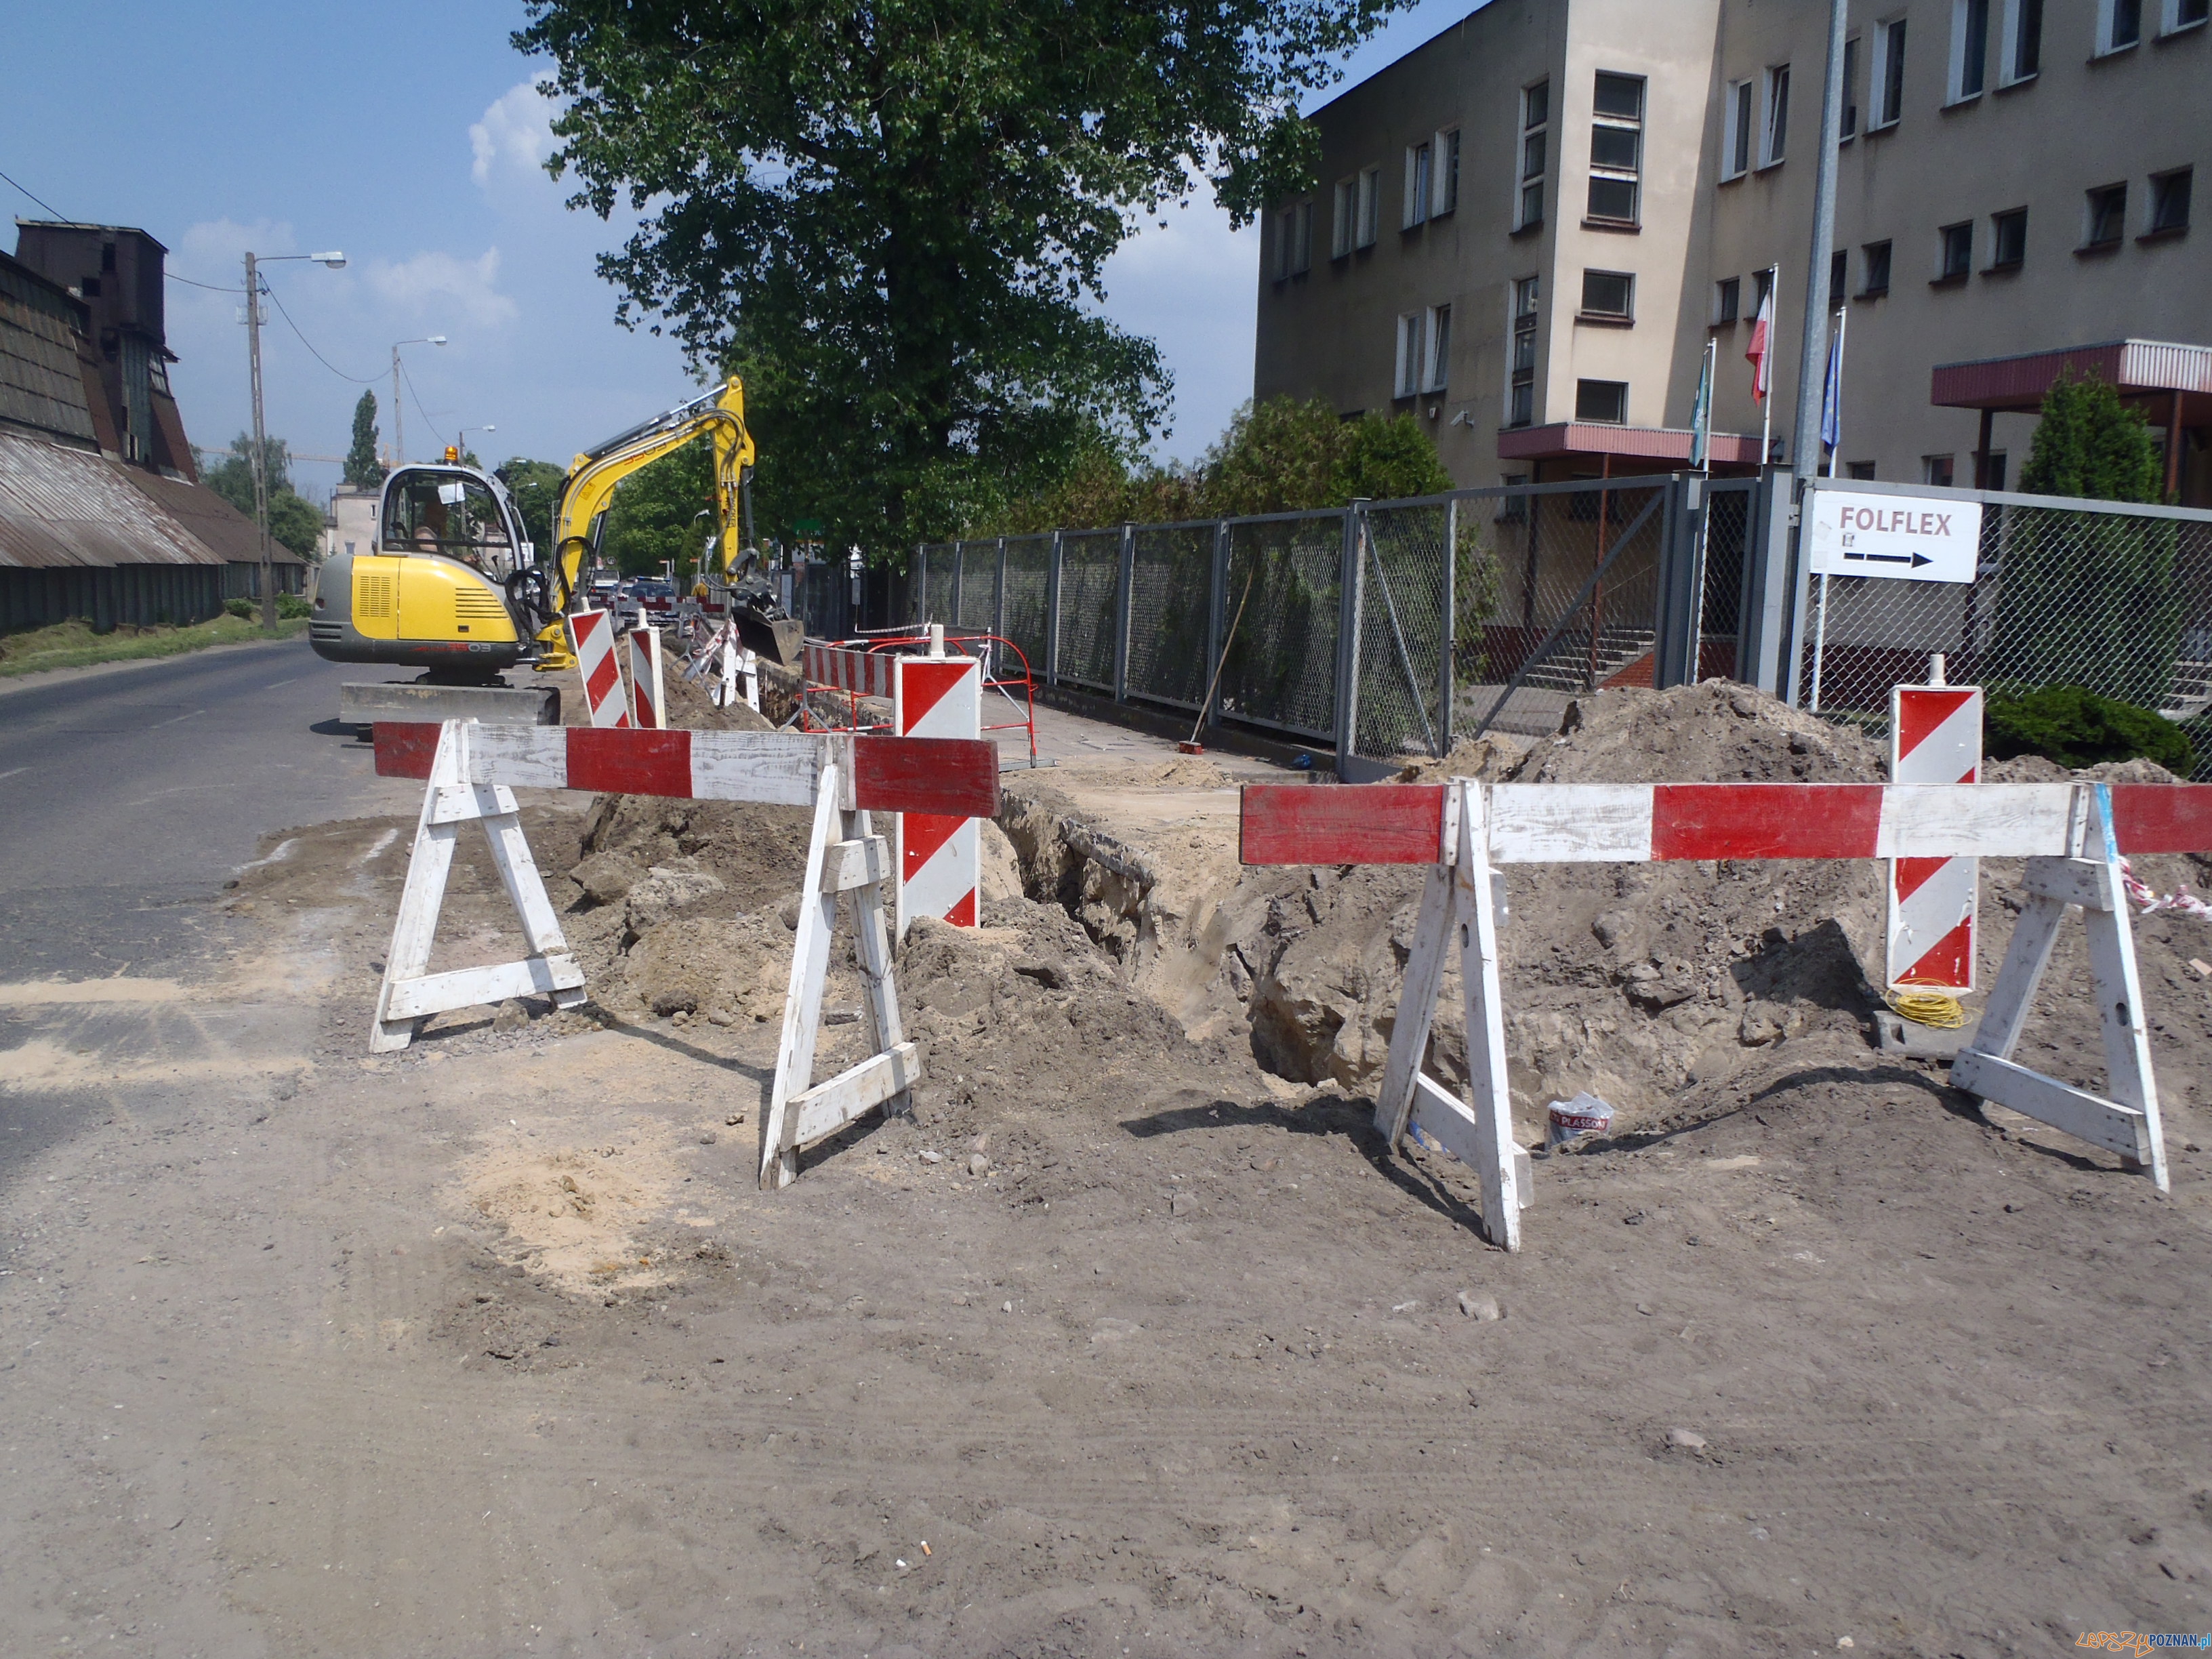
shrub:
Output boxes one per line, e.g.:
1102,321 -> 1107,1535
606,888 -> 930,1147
224,597 -> 257,619
1985,683 -> 2195,773
276,593 -> 312,619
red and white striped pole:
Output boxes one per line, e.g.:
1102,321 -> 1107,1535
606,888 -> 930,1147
627,626 -> 665,731
566,609 -> 630,729
1887,659 -> 1982,990
895,625 -> 983,932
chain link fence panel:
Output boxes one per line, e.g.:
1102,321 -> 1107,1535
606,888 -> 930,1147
954,539 -> 999,634
1055,528 -> 1122,692
1801,495 -> 2212,777
917,543 -> 955,626
1220,512 -> 1344,743
1000,533 -> 1052,674
1125,523 -> 1215,710
1355,501 -> 1451,761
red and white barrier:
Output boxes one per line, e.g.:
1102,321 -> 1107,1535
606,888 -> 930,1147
1888,682 -> 1983,989
895,647 -> 983,932
369,719 -> 1000,1192
566,609 -> 630,728
627,626 -> 665,731
804,640 -> 895,701
1242,776 -> 2212,1248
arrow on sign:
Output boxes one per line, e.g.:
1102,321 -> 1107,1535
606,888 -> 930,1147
1843,550 -> 1932,568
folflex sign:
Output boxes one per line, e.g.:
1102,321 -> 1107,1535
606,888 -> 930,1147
1806,489 -> 1983,585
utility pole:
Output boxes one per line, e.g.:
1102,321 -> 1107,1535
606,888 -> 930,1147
1790,0 -> 1850,489
392,345 -> 404,471
245,251 -> 274,630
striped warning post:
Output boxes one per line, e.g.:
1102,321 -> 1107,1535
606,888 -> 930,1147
895,653 -> 983,930
804,641 -> 895,700
628,626 -> 665,731
566,609 -> 630,729
1888,683 -> 1983,989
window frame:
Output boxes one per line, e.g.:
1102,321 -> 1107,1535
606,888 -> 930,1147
1331,178 -> 1356,260
1841,37 -> 1861,136
1870,18 -> 1908,129
1574,378 -> 1629,425
1357,167 -> 1381,249
1948,0 -> 1990,102
1434,128 -> 1461,217
1722,79 -> 1755,180
2082,182 -> 2128,249
1999,0 -> 2043,83
1860,239 -> 1893,295
1713,275 -> 1741,326
2144,167 -> 2192,238
1424,304 -> 1453,394
1828,247 -> 1850,307
1516,80 -> 1550,232
1586,69 -> 1646,226
1578,268 -> 1636,323
1759,64 -> 1790,168
1404,140 -> 1433,230
1394,312 -> 1425,400
1986,206 -> 2028,270
1936,220 -> 1973,283
1507,275 -> 1540,428
1923,455 -> 1957,487
2098,0 -> 2144,52
2164,0 -> 2211,33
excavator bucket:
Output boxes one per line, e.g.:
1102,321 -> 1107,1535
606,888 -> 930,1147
735,610 -> 804,669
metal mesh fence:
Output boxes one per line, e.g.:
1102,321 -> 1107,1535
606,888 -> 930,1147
918,543 -> 956,626
790,560 -> 853,640
1452,481 -> 1670,739
1356,501 -> 1451,761
1055,528 -> 1122,691
1125,523 -> 1215,710
1219,512 -> 1344,743
954,539 -> 999,634
1694,481 -> 1755,682
1800,495 -> 2212,777
1001,533 -> 1052,673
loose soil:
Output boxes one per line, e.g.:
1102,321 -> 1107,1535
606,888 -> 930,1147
9,682 -> 2212,1656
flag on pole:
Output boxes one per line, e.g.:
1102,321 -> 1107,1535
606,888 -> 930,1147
1819,310 -> 1844,455
1745,282 -> 1774,403
1689,339 -> 1714,470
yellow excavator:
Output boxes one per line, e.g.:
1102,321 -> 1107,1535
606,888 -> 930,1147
310,377 -> 801,688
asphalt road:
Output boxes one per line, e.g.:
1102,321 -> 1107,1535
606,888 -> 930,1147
0,638 -> 417,981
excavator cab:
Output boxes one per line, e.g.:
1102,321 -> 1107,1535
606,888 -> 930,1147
381,468 -> 529,579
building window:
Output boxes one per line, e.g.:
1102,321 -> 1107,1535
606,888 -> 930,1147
1395,313 -> 1424,398
1575,379 -> 1629,424
1508,276 -> 1539,427
2084,183 -> 2128,247
2102,0 -> 2143,50
1760,65 -> 1790,166
1273,200 -> 1312,279
1332,178 -> 1356,259
2171,0 -> 2211,30
2147,167 -> 2192,236
1425,304 -> 1452,392
1950,0 -> 1990,99
1923,455 -> 1957,487
1404,140 -> 1433,230
1517,81 -> 1549,230
1828,248 -> 1849,306
1988,207 -> 2027,268
1841,38 -> 1860,136
1437,129 -> 1461,216
2003,0 -> 2043,80
1846,461 -> 1877,480
1937,221 -> 1973,281
1861,240 -> 1893,294
1580,269 -> 1635,320
1587,71 -> 1644,224
1983,451 -> 2009,490
1358,167 -> 1381,247
1722,79 -> 1755,178
1713,275 -> 1741,325
1755,265 -> 1776,311
1872,18 -> 1908,127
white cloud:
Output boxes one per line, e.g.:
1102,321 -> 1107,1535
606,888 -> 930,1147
470,81 -> 564,191
173,218 -> 298,281
365,248 -> 518,327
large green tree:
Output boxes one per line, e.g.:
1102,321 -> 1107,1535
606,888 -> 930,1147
599,436 -> 719,579
343,391 -> 386,488
203,434 -> 324,559
515,0 -> 1406,560
495,457 -> 571,553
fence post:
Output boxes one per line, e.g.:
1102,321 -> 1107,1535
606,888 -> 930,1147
1439,497 -> 1456,756
994,537 -> 1007,642
1335,502 -> 1368,778
1740,474 -> 1797,699
1204,518 -> 1229,733
951,542 -> 965,632
1653,474 -> 1698,690
1045,530 -> 1063,689
1113,522 -> 1134,703
914,543 -> 927,625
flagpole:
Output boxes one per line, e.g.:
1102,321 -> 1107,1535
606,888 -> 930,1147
1687,336 -> 1717,680
1759,264 -> 1776,468
1826,304 -> 1848,479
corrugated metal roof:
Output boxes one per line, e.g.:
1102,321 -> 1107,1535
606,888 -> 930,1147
1931,338 -> 2212,409
124,468 -> 302,565
0,428 -> 225,568
0,255 -> 98,445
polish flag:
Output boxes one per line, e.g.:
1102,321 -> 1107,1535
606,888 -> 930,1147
1745,285 -> 1774,403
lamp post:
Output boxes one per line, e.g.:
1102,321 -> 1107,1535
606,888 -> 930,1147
453,422 -> 495,466
244,247 -> 346,630
389,335 -> 448,469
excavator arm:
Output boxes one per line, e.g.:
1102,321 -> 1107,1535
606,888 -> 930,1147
531,377 -> 756,672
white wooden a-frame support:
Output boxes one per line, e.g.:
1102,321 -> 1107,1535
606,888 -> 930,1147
758,758 -> 922,1189
1950,782 -> 2169,1190
369,720 -> 588,1053
1373,780 -> 1531,1250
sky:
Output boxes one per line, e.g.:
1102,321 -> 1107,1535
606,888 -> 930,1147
1,0 -> 1481,504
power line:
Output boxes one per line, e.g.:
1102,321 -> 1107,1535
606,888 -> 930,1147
398,357 -> 449,449
165,270 -> 245,293
0,165 -> 67,222
259,275 -> 379,384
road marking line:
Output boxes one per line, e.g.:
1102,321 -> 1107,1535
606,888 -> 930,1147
0,767 -> 24,781
264,678 -> 295,690
152,710 -> 205,728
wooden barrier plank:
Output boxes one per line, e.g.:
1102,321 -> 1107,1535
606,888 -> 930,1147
1650,783 -> 1886,861
373,722 -> 442,779
566,726 -> 695,796
853,735 -> 1000,819
2112,784 -> 2212,855
1239,783 -> 1445,865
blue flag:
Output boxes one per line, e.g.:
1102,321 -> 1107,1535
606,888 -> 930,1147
1819,316 -> 1843,454
1689,342 -> 1713,470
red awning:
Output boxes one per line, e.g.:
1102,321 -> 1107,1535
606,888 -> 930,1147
1931,339 -> 2212,417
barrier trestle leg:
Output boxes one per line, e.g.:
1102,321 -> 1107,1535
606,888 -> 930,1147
1950,783 -> 2168,1190
370,720 -> 589,1054
759,758 -> 923,1189
1374,780 -> 1532,1250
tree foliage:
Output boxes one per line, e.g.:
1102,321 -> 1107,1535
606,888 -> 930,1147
975,398 -> 1454,532
1986,683 -> 2194,773
598,436 -> 718,579
344,391 -> 386,488
495,457 -> 570,552
203,434 -> 324,560
515,0 -> 1407,559
1994,373 -> 2182,708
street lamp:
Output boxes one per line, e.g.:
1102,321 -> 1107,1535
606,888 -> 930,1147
390,335 -> 448,469
243,248 -> 346,630
453,422 -> 495,466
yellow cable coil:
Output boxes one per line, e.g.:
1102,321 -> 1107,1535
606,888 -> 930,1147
1887,988 -> 1967,1029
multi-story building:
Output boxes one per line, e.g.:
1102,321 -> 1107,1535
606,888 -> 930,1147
1254,0 -> 2209,504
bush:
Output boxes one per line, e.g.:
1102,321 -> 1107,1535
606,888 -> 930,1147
1985,683 -> 2195,773
276,592 -> 312,619
224,596 -> 256,619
